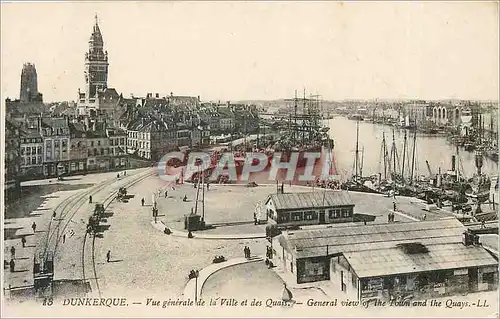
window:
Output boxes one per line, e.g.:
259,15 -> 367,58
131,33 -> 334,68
342,208 -> 351,218
100,148 -> 104,155
304,211 -> 318,220
21,147 -> 25,155
91,141 -> 94,147
329,209 -> 340,219
31,156 -> 36,165
54,140 -> 60,148
37,146 -> 42,154
291,212 -> 303,221
38,156 -> 42,164
26,147 -> 31,155
278,213 -> 290,223
62,140 -> 67,147
98,141 -> 101,146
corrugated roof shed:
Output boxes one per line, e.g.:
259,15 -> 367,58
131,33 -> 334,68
280,218 -> 468,258
267,191 -> 353,211
344,243 -> 498,278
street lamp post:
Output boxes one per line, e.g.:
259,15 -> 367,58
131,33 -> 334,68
194,270 -> 200,303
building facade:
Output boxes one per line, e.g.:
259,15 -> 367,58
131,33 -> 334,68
40,118 -> 71,176
19,130 -> 44,178
107,126 -> 128,168
69,122 -> 89,174
5,120 -> 22,202
265,191 -> 355,228
271,218 -> 498,300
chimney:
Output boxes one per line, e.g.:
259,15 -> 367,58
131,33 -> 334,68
170,92 -> 173,97
462,230 -> 480,246
197,95 -> 200,102
156,93 -> 159,98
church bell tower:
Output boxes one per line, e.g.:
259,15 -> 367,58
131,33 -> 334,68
84,14 -> 109,98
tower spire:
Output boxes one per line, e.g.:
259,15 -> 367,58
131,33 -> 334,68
94,13 -> 98,25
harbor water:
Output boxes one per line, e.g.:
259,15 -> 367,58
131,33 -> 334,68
326,117 -> 498,179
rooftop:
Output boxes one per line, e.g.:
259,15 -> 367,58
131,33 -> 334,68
267,191 -> 353,211
344,242 -> 498,278
278,218 -> 469,258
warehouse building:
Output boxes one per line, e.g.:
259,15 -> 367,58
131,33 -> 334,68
271,218 -> 498,301
265,191 -> 355,228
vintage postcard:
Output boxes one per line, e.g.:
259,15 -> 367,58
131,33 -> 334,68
1,1 -> 499,318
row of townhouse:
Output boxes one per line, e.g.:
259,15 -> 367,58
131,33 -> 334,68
198,102 -> 259,133
11,116 -> 128,179
125,116 -> 210,161
5,120 -> 22,201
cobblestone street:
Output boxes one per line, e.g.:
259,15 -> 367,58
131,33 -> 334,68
3,171 -> 127,290
94,174 -> 268,300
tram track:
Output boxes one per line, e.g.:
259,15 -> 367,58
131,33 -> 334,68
81,169 -> 156,297
35,168 -> 155,298
41,173 -> 129,262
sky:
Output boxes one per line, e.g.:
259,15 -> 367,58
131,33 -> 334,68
1,1 -> 498,102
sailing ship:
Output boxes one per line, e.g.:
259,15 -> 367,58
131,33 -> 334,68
266,90 -> 334,169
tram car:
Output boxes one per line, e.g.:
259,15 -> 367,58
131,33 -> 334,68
87,214 -> 100,233
117,187 -> 127,201
94,203 -> 105,216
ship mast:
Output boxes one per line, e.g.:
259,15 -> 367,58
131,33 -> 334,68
401,130 -> 407,180
360,146 -> 364,178
355,120 -> 360,181
294,90 -> 298,144
302,88 -> 306,144
382,132 -> 388,180
410,130 -> 417,185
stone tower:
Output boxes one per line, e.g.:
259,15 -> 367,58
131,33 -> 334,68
84,14 -> 109,98
20,63 -> 40,102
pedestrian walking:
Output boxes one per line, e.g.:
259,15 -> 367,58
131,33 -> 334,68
89,195 -> 93,203
243,246 -> 248,258
10,246 -> 15,259
207,183 -> 210,191
31,222 -> 37,233
52,211 -> 56,219
141,198 -> 145,206
21,236 -> 26,248
423,213 -> 427,221
165,190 -> 168,198
9,259 -> 15,272
124,171 -> 127,176
393,202 -> 397,212
63,233 -> 66,244
106,250 -> 111,263
247,247 -> 251,258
